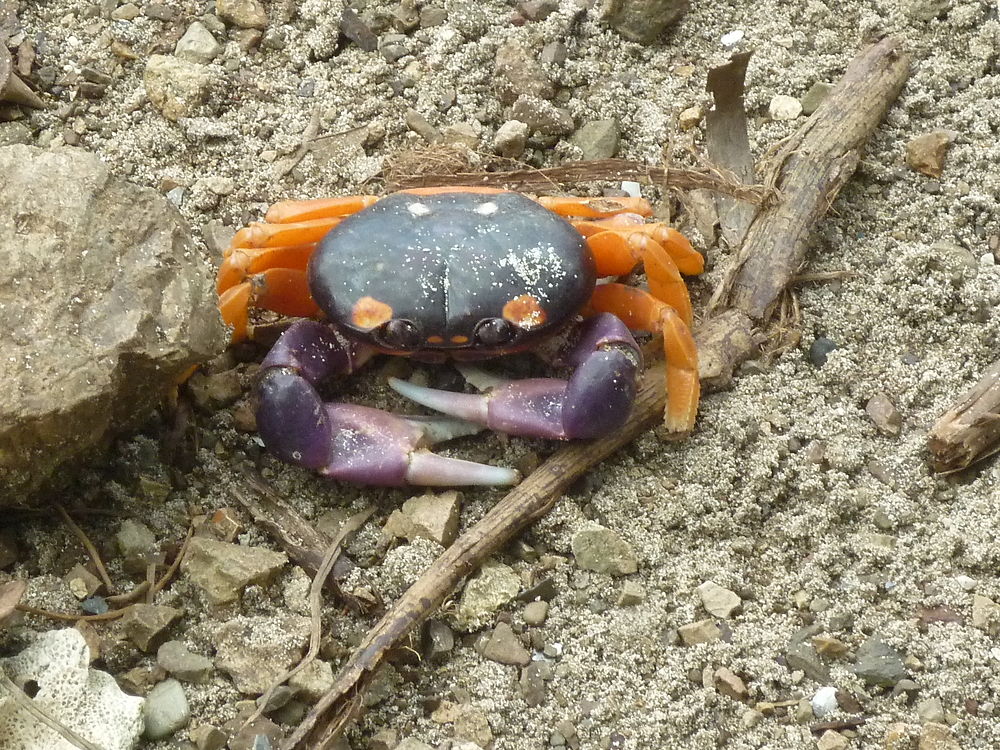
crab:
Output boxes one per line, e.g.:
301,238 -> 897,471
216,187 -> 703,487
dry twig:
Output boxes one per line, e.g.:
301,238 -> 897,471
55,505 -> 115,594
927,358 -> 1000,472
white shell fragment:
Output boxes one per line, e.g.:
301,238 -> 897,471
0,628 -> 145,750
721,30 -> 745,47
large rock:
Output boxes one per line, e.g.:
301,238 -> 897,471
0,145 -> 225,508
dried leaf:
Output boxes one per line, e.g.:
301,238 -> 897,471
0,579 -> 27,626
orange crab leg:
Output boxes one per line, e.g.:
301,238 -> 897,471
586,231 -> 693,327
536,195 -> 654,219
587,283 -> 699,432
228,218 -> 345,255
217,243 -> 317,295
218,270 -> 321,343
573,221 -> 704,276
264,195 -> 379,224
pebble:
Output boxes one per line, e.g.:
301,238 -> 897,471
617,580 -> 645,606
786,640 -> 832,683
678,106 -> 702,130
215,614 -> 310,694
520,663 -> 547,706
811,686 -> 839,718
971,594 -> 1000,634
495,40 -> 554,104
116,519 -> 159,574
383,490 -> 461,546
793,698 -> 813,723
142,678 -> 190,739
190,724 -> 227,750
181,537 -> 287,605
816,730 -> 850,750
420,6 -> 448,26
603,0 -> 688,44
340,8 -> 378,52
456,560 -> 521,628
918,723 -> 961,750
493,120 -> 529,157
768,94 -> 802,120
854,637 -> 907,687
696,580 -> 742,618
216,0 -> 269,29
511,95 -> 575,137
404,108 -> 441,143
539,41 -> 567,66
452,704 -> 493,748
678,619 -> 721,645
64,564 -> 102,599
713,667 -> 748,701
157,640 -> 213,683
905,130 -> 953,178
442,122 -> 481,149
917,697 -> 946,724
395,740 -> 434,750
425,619 -> 455,662
175,22 -> 222,64
866,392 -> 902,435
809,337 -> 837,367
120,604 -> 183,652
891,679 -> 921,702
144,3 -> 177,21
523,600 -> 549,625
955,575 -> 977,591
571,524 -> 638,575
288,659 -> 334,701
111,3 -> 140,20
569,120 -> 620,160
144,55 -> 214,121
801,81 -> 834,115
812,634 -> 850,658
479,622 -> 531,666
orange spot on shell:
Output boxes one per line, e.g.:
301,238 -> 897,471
450,335 -> 470,344
503,294 -> 547,329
426,335 -> 445,344
352,296 -> 394,329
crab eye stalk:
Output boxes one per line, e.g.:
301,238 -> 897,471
375,319 -> 423,350
474,317 -> 517,347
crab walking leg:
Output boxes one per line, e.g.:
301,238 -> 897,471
257,320 -> 520,486
389,313 -> 642,440
588,283 -> 699,432
264,195 -> 379,224
535,195 -> 654,219
586,230 -> 694,327
228,217 -> 345,255
572,218 -> 705,276
218,269 -> 321,342
217,243 -> 316,295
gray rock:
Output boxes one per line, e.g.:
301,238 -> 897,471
570,120 -> 620,160
479,622 -> 531,666
0,121 -> 32,146
917,697 -> 946,724
785,641 -> 832,684
866,392 -> 902,435
144,55 -> 215,121
288,658 -> 334,701
539,41 -> 567,66
425,619 -> 455,662
493,120 -> 529,158
395,740 -> 434,750
523,600 -> 549,625
511,95 -> 575,137
571,524 -> 638,575
181,537 -> 287,605
157,640 -> 213,683
520,662 -> 548,706
216,0 -> 269,29
800,81 -> 834,115
0,146 -> 224,508
119,604 -> 183,653
696,580 -> 742,618
383,490 -> 461,546
455,560 -> 520,629
904,0 -> 952,21
175,22 -> 222,64
854,637 -> 907,687
678,619 -> 721,645
215,614 -> 310,694
495,40 -> 554,104
116,519 -> 159,574
601,0 -> 687,44
143,678 -> 190,739
189,724 -> 228,750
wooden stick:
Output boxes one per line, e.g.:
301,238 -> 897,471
927,358 -> 1000,472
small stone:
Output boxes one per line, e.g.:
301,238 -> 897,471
495,40 -> 554,104
816,730 -> 850,750
971,594 -> 1000,634
190,724 -> 227,750
120,604 -> 183,652
144,3 -> 177,20
602,0 -> 687,44
539,41 -> 567,66
453,704 -> 493,748
618,580 -> 645,606
906,130 -> 953,178
175,22 -> 222,64
111,3 -> 140,20
696,580 -> 742,618
916,697 -> 946,724
395,740 -> 434,750
812,686 -> 839,718
794,698 -> 814,724
425,619 -> 454,661
741,709 -> 763,728
384,490 -> 461,546
419,6 -> 447,26
493,120 -> 529,158
157,640 -> 213,683
905,0 -> 953,21
955,575 -> 977,591
65,564 -> 102,599
854,637 -> 907,687
479,622 -> 531,666
801,81 -> 834,115
866,393 -> 902,435
713,667 -> 747,701
812,634 -> 850,658
370,729 -> 399,750
520,0 -> 558,20
455,560 -> 521,628
810,337 -> 837,367
768,94 -> 802,120
117,519 -> 159,574
571,524 -> 638,575
216,0 -> 269,29
678,619 -> 721,645
442,122 -> 481,149
520,663 -> 547,706
404,109 -> 441,143
215,615 -> 310,694
340,8 -> 378,51
919,723 -> 961,750
523,600 -> 549,625
511,95 -> 575,137
142,678 -> 190,739
786,640 -> 832,683
144,55 -> 213,121
226,716 -> 283,750
885,723 -> 912,749
569,120 -> 620,160
891,679 -> 921,702
678,106 -> 703,130
182,537 -> 287,605
288,659 -> 334,701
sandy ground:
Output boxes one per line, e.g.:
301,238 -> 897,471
3,0 -> 1000,748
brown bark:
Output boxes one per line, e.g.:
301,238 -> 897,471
927,359 -> 1000,472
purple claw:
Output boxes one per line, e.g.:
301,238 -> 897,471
389,313 -> 642,440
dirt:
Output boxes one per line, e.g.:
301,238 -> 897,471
2,0 -> 1000,748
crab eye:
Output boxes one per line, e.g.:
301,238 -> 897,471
375,319 -> 422,350
474,318 -> 516,347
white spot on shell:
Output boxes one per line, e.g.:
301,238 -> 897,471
408,202 -> 431,217
475,201 -> 499,216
